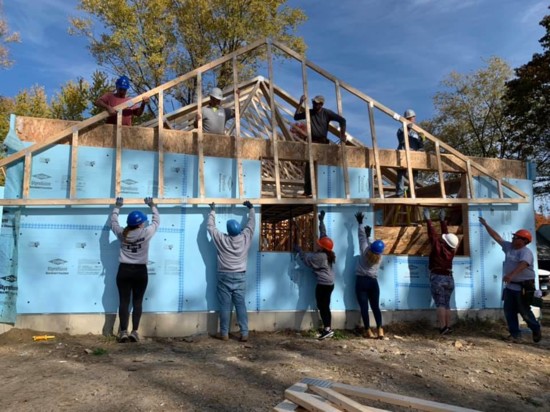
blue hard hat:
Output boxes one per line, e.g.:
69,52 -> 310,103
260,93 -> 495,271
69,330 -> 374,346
116,75 -> 130,90
127,210 -> 147,227
226,219 -> 241,236
370,240 -> 385,255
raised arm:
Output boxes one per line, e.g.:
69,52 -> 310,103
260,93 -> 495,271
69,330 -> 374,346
479,217 -> 504,246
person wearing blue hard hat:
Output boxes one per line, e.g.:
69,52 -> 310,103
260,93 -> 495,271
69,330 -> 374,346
354,211 -> 385,339
110,196 -> 160,343
95,75 -> 150,126
207,201 -> 255,342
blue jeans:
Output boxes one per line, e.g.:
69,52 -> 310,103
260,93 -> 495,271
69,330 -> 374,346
217,272 -> 248,337
503,288 -> 540,338
355,276 -> 382,328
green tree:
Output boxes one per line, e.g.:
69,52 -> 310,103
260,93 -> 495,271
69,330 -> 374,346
50,70 -> 112,120
424,57 -> 515,159
0,0 -> 20,69
505,9 -> 550,195
70,0 -> 306,108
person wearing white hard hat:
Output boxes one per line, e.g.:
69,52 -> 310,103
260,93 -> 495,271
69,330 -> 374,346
395,109 -> 425,197
423,208 -> 458,335
194,87 -> 240,134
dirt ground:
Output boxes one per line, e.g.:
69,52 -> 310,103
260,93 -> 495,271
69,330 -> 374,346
0,318 -> 548,412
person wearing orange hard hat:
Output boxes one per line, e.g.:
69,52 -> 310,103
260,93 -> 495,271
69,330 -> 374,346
294,210 -> 336,340
479,217 -> 541,343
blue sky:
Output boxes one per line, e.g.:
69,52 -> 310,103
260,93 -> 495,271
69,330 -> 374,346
1,0 -> 548,148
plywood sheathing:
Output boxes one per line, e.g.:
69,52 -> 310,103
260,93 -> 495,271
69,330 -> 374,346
14,116 -> 527,180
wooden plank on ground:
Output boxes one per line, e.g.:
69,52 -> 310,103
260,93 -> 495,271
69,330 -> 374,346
308,385 -> 388,412
284,389 -> 341,412
331,382 -> 481,412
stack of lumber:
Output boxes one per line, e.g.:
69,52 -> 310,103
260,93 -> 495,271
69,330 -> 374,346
274,377 -> 480,412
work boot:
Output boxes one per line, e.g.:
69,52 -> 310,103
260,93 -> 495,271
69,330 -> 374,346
377,327 -> 384,339
364,328 -> 376,339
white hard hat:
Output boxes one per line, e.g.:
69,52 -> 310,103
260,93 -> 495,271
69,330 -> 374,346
209,87 -> 224,101
404,109 -> 416,119
442,233 -> 459,249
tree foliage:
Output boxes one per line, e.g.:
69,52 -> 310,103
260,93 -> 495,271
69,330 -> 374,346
423,57 -> 515,160
0,0 -> 20,69
505,9 -> 550,195
70,0 -> 306,108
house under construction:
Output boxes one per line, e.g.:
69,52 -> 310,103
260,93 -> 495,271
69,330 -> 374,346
0,39 -> 538,336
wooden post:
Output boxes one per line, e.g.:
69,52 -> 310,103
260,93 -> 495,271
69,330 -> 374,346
435,141 -> 446,198
232,57 -> 244,199
115,110 -> 122,195
23,152 -> 31,199
335,81 -> 350,199
301,59 -> 316,198
368,102 -> 384,198
401,120 -> 416,199
267,40 -> 282,199
157,90 -> 165,198
70,129 -> 79,199
196,73 -> 205,198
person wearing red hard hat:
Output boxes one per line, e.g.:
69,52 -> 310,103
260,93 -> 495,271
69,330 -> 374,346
479,217 -> 541,343
424,208 -> 459,335
294,210 -> 336,340
354,211 -> 386,339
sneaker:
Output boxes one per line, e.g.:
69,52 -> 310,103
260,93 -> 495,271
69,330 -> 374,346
533,328 -> 542,343
318,329 -> 334,340
439,326 -> 452,335
118,330 -> 129,343
503,334 -> 522,344
129,330 -> 140,343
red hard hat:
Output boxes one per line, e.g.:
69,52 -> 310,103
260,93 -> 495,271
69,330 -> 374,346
513,229 -> 532,243
317,236 -> 334,252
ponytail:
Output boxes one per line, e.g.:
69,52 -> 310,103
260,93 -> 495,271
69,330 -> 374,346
366,250 -> 381,266
323,249 -> 336,267
122,225 -> 138,241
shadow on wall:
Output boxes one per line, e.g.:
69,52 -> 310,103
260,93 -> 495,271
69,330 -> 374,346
341,221 -> 360,328
197,209 -> 218,334
99,214 -> 120,337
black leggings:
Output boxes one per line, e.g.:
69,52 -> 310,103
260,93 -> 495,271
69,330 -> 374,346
116,263 -> 148,332
315,284 -> 334,329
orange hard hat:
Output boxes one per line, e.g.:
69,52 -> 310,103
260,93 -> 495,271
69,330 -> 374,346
317,236 -> 334,252
513,229 -> 532,243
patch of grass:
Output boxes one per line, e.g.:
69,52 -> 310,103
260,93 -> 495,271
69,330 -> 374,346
92,347 -> 108,356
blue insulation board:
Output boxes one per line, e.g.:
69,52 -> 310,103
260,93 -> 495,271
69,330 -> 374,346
1,144 -> 537,316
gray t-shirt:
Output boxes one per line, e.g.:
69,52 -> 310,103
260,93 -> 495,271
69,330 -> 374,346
502,241 -> 535,291
207,209 -> 255,273
202,106 -> 234,134
110,206 -> 160,264
355,224 -> 381,278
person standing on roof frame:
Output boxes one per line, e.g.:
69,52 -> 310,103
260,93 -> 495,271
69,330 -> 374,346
95,75 -> 150,126
293,94 -> 347,197
110,196 -> 160,343
294,210 -> 336,340
424,208 -> 458,335
194,87 -> 240,134
354,210 -> 386,339
395,109 -> 425,197
207,201 -> 256,342
478,217 -> 542,343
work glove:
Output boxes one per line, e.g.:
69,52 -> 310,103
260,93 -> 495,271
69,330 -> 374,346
293,244 -> 302,254
439,208 -> 446,222
115,197 -> 124,207
144,197 -> 155,207
209,202 -> 215,211
423,208 -> 431,221
318,210 -> 325,222
355,211 -> 364,224
365,225 -> 372,238
243,200 -> 253,209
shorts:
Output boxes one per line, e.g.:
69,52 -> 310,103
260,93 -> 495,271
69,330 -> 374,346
430,273 -> 455,309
